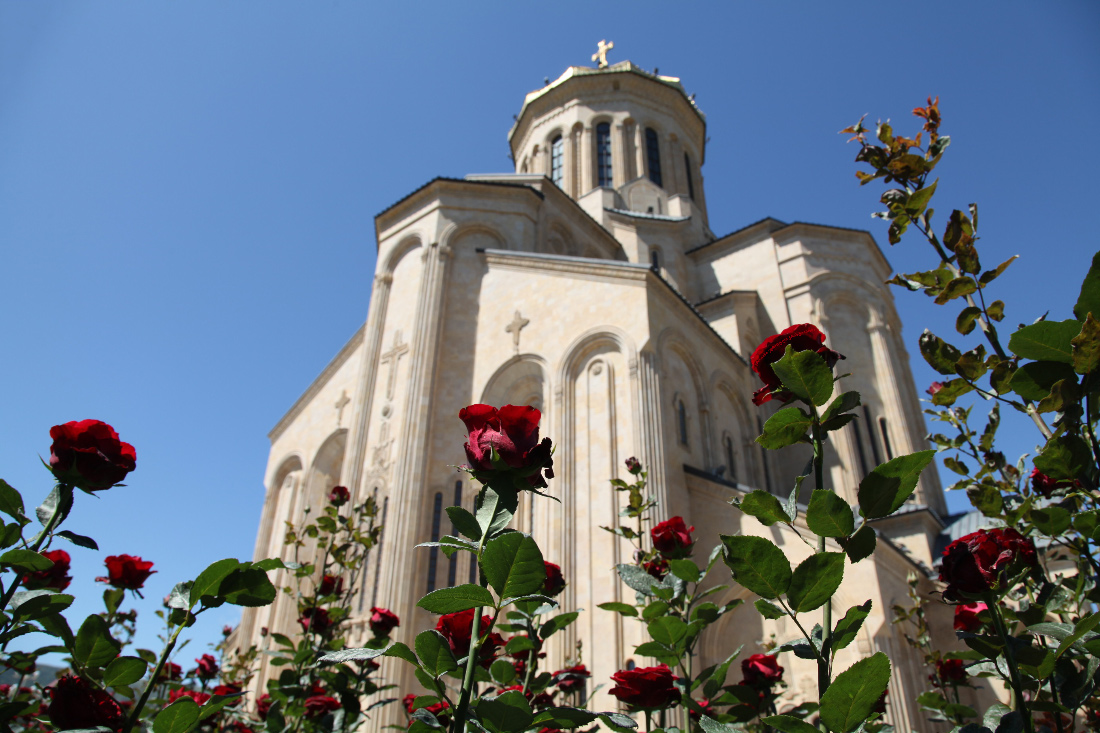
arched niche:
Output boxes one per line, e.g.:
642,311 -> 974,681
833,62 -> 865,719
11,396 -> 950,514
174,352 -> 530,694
306,429 -> 348,512
480,355 -> 548,412
266,455 -> 303,558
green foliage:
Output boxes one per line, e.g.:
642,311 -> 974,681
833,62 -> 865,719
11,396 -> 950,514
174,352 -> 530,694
720,535 -> 792,600
736,489 -> 793,526
771,347 -> 836,406
805,490 -> 854,538
787,553 -> 845,613
857,450 -> 936,519
756,407 -> 812,449
818,653 -> 891,733
417,583 -> 496,614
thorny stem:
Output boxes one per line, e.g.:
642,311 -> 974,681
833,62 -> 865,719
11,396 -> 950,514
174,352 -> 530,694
0,485 -> 67,635
811,411 -> 832,699
985,594 -> 1034,733
450,528 -> 491,733
125,618 -> 188,733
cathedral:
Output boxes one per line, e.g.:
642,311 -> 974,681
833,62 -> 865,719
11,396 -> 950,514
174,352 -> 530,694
235,50 -> 988,731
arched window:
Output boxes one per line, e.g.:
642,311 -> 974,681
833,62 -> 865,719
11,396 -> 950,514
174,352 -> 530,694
448,481 -> 463,586
596,122 -> 613,187
678,400 -> 688,445
851,421 -> 869,478
550,136 -> 564,187
878,417 -> 895,460
650,249 -> 660,271
370,496 -> 388,608
684,152 -> 695,200
862,407 -> 882,465
426,492 -> 443,593
724,435 -> 738,483
358,487 -> 379,612
645,128 -> 662,187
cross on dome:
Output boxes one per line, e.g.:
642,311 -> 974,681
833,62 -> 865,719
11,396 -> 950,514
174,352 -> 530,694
591,40 -> 614,68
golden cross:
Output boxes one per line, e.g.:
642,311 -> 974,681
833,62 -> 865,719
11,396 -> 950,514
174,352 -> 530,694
591,40 -> 614,69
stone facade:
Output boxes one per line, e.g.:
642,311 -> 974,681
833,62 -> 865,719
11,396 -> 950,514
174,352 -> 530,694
235,61 -> 990,731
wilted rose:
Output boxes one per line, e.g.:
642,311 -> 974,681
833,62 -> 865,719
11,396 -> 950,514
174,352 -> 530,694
750,324 -> 843,406
48,420 -> 136,492
610,664 -> 680,710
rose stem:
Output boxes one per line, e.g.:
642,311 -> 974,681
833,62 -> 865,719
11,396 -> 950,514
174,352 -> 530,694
986,594 -> 1034,733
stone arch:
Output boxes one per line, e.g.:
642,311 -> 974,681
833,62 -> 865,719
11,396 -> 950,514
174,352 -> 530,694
543,221 -> 577,257
657,329 -> 711,468
306,429 -> 348,513
379,234 -> 423,278
480,354 -> 549,412
441,222 -> 507,254
263,454 -> 304,559
712,373 -> 754,486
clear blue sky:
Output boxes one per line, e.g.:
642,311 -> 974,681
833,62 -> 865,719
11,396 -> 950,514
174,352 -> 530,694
1,2 -> 1097,665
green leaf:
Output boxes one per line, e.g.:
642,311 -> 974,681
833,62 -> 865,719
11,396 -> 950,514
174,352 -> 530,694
199,692 -> 247,721
0,480 -> 25,521
615,564 -> 661,596
153,698 -> 200,733
446,506 -> 483,541
832,600 -> 872,652
756,408 -> 812,450
36,484 -> 73,527
840,524 -> 876,563
819,652 -> 891,733
738,490 -> 792,526
475,485 -> 517,538
219,566 -> 277,607
598,713 -> 639,733
1030,506 -> 1071,536
1074,250 -> 1100,321
979,255 -> 1017,286
648,616 -> 689,647
0,549 -> 52,572
699,717 -> 744,733
719,535 -> 792,600
190,558 -> 241,606
317,646 -> 388,665
1009,320 -> 1082,363
919,330 -> 962,375
787,553 -> 845,613
1008,361 -> 1077,401
415,630 -> 458,677
597,602 -> 638,617
539,611 -> 579,639
73,614 -> 121,668
668,559 -> 701,583
383,641 -> 419,666
55,530 -> 98,550
476,690 -> 533,733
956,307 -> 982,336
532,707 -> 600,730
931,378 -> 974,406
1072,313 -> 1100,374
771,347 -> 835,406
755,599 -> 785,620
1054,612 -> 1100,660
103,656 -> 148,687
10,590 -> 73,622
934,276 -> 978,304
762,715 -> 821,733
417,584 -> 495,614
481,533 -> 545,601
703,647 -> 744,698
1034,435 -> 1092,481
857,450 -> 936,519
821,392 -> 861,422
490,659 -> 517,686
806,490 -> 854,538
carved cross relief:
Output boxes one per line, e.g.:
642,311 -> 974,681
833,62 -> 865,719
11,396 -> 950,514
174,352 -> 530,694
334,390 -> 350,426
379,330 -> 409,400
505,311 -> 529,354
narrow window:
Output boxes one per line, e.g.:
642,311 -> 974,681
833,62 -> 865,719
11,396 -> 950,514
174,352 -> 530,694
678,400 -> 688,445
551,135 -> 564,187
448,481 -> 462,586
863,407 -> 882,466
426,492 -> 443,593
724,435 -> 738,483
650,250 -> 660,271
879,417 -> 895,460
370,496 -> 388,608
596,122 -> 613,187
756,416 -> 773,492
358,487 -> 379,612
684,153 -> 695,200
645,128 -> 662,187
851,421 -> 869,478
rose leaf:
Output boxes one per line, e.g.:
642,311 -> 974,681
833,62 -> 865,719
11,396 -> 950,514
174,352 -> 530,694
856,450 -> 936,519
805,490 -> 855,538
719,535 -> 792,600
786,553 -> 845,613
480,532 -> 545,601
818,652 -> 891,733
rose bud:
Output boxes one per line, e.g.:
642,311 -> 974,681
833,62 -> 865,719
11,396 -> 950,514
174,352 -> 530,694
194,653 -> 219,680
953,602 -> 988,633
222,625 -> 234,637
22,549 -> 72,592
625,457 -> 642,475
299,607 -> 333,634
651,516 -> 695,559
927,381 -> 945,397
459,404 -> 554,489
47,675 -> 125,732
741,653 -> 784,687
369,606 -> 400,637
436,608 -> 504,667
96,554 -> 156,591
542,562 -> 566,597
750,324 -> 843,406
319,574 -> 345,597
328,485 -> 350,506
939,528 -> 1038,601
48,420 -> 136,492
609,664 -> 681,710
933,658 -> 967,683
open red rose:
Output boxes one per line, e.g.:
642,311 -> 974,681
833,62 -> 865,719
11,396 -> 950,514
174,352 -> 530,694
369,606 -> 400,637
212,683 -> 242,702
48,675 -> 125,732
1030,468 -> 1081,498
22,549 -> 72,591
328,486 -> 350,506
319,574 -> 344,597
96,554 -> 155,590
939,528 -> 1038,601
933,658 -> 967,683
299,607 -> 333,634
741,653 -> 783,687
194,653 -> 219,680
436,608 -> 505,667
159,662 -> 182,681
750,324 -> 843,406
49,420 -> 136,492
305,694 -> 341,718
169,688 -> 211,705
953,602 -> 988,633
610,664 -> 680,710
651,516 -> 695,558
554,664 -> 590,693
459,404 -> 554,489
543,561 -> 566,597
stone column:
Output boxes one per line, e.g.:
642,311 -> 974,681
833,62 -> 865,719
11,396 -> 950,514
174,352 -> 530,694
613,122 -> 627,188
635,350 -> 669,520
580,125 -> 593,193
563,129 -> 576,197
634,124 -> 646,182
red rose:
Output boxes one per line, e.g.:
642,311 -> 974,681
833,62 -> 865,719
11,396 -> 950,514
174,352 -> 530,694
554,664 -> 590,693
48,420 -> 136,492
159,662 -> 182,681
1030,468 -> 1081,498
873,687 -> 888,715
610,664 -> 681,710
436,608 -> 504,667
934,658 -> 967,683
369,606 -> 400,637
741,653 -> 783,687
47,675 -> 125,732
403,694 -> 417,714
643,557 -> 668,579
750,324 -> 843,406
651,516 -> 695,559
22,549 -> 72,591
304,694 -> 341,718
953,602 -> 988,633
256,693 -> 272,720
939,528 -> 1038,601
222,625 -> 234,637
194,654 -> 219,680
212,683 -> 242,702
299,607 -> 333,634
328,486 -> 350,506
168,687 -> 211,705
690,698 -> 716,721
0,684 -> 9,696
96,554 -> 155,590
927,382 -> 945,397
405,696 -> 451,724
542,562 -> 566,597
319,574 -> 344,597
459,404 -> 554,489
625,457 -> 642,475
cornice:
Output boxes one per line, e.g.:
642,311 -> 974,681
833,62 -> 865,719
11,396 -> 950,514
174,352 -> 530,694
374,178 -> 544,243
